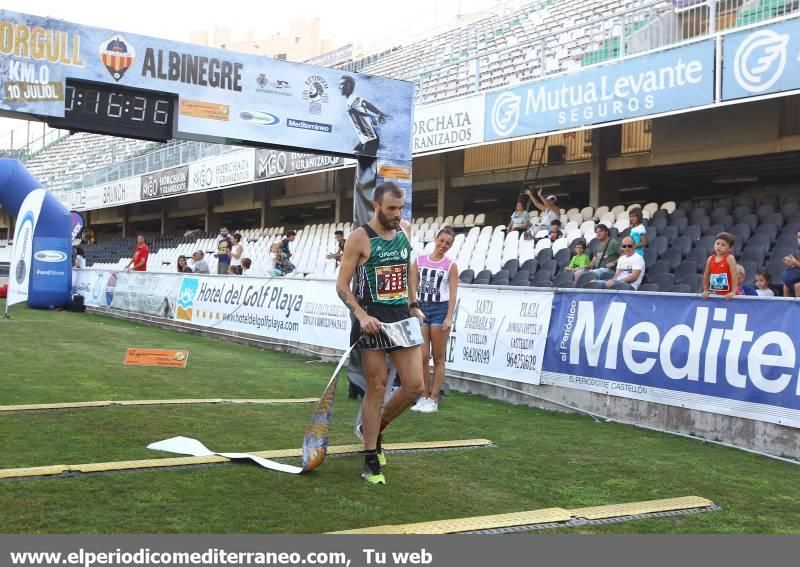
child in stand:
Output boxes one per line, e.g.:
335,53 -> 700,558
702,232 -> 738,300
754,271 -> 775,297
565,240 -> 590,273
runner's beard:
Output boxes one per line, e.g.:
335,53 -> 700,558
377,208 -> 400,230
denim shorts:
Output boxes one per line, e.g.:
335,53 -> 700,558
420,301 -> 448,326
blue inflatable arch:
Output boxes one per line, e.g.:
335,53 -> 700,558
0,159 -> 72,309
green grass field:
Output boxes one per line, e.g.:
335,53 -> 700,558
1,299 -> 799,534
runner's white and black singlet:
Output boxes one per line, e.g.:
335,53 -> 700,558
351,224 -> 413,350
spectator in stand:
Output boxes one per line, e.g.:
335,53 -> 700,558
550,219 -> 564,238
574,224 -> 620,281
606,236 -> 645,290
507,201 -> 530,235
74,246 -> 86,269
241,258 -> 252,275
270,242 -> 295,276
702,232 -> 737,300
327,230 -> 346,265
281,230 -> 297,258
214,226 -> 233,275
191,250 -> 210,274
754,271 -> 775,297
628,207 -> 648,257
125,235 -> 149,272
176,255 -> 192,273
410,226 -> 459,414
546,226 -> 561,244
737,264 -> 757,296
781,229 -> 800,297
229,233 -> 244,275
564,240 -> 590,274
525,186 -> 560,237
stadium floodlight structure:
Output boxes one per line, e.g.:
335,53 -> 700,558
0,9 -> 414,309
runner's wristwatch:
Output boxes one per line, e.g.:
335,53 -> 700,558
409,302 -> 420,310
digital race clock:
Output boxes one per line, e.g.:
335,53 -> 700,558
47,80 -> 175,141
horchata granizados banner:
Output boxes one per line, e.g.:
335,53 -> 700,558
148,318 -> 423,474
6,188 -> 47,311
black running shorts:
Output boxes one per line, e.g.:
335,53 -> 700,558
351,303 -> 412,352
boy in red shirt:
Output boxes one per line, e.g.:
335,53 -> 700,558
702,232 -> 737,300
125,235 -> 149,272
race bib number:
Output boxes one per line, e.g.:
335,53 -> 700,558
375,264 -> 407,301
381,317 -> 423,347
710,273 -> 730,292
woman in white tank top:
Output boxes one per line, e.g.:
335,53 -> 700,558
229,233 -> 244,275
409,226 -> 459,413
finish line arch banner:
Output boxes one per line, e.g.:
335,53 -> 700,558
0,9 -> 413,162
542,291 -> 800,428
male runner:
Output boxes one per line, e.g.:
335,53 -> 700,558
339,75 -> 387,156
336,182 -> 425,485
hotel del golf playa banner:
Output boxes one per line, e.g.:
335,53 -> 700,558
73,269 -> 800,430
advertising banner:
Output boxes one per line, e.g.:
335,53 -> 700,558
447,287 -> 553,384
413,96 -> 485,153
0,10 -> 413,161
172,274 -> 350,350
6,189 -> 47,307
542,291 -> 800,428
722,18 -> 800,101
141,165 -> 189,200
73,269 -> 181,317
188,150 -> 255,193
254,149 -> 345,181
484,40 -> 715,141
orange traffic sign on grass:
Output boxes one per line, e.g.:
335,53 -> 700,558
124,349 -> 189,368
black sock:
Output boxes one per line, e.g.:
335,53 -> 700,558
364,450 -> 380,473
376,433 -> 383,453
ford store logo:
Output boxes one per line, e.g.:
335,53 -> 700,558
34,250 -> 68,263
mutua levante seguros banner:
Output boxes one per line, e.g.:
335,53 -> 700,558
543,292 -> 800,428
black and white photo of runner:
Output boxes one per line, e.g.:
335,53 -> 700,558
339,75 -> 388,156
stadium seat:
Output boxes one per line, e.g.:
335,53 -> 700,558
661,248 -> 683,270
538,259 -> 558,278
715,197 -> 734,210
552,271 -> 574,287
650,272 -> 675,291
638,283 -> 660,293
668,284 -> 692,293
583,280 -> 607,289
608,281 -> 633,291
757,204 -> 775,219
687,248 -> 709,268
731,223 -> 752,241
741,247 -> 766,267
520,258 -> 537,274
473,269 -> 492,285
734,196 -> 756,208
553,248 -> 571,270
531,271 -> 553,286
491,269 -> 510,284
648,259 -> 671,277
716,215 -> 735,231
766,261 -> 786,284
672,235 -> 693,257
644,247 -> 658,270
739,261 -> 758,283
674,261 -> 698,281
459,269 -> 475,284
536,247 -> 553,263
651,235 -> 669,257
511,270 -> 531,286
576,271 -> 596,288
710,206 -> 730,222
677,273 -> 703,293
651,216 -> 668,234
